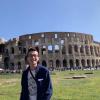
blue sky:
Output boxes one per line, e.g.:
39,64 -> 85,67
0,0 -> 100,42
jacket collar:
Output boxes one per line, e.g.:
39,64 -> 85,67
27,64 -> 41,74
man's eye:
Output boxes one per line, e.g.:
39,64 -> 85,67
29,55 -> 38,57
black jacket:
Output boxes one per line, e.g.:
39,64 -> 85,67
20,65 -> 53,100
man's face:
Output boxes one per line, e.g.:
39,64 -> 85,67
27,51 -> 39,67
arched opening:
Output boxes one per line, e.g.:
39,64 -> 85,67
74,45 -> 78,53
81,59 -> 85,68
4,57 -> 9,69
68,45 -> 72,54
61,45 -> 66,54
56,60 -> 60,68
87,59 -> 91,68
42,60 -> 47,67
49,60 -> 53,68
18,62 -> 21,70
63,59 -> 67,67
11,47 -> 14,54
49,60 -> 54,70
76,59 -> 79,67
23,48 -> 26,54
80,45 -> 84,53
0,44 -> 5,54
69,59 -> 74,70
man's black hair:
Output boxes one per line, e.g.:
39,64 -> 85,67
27,47 -> 39,54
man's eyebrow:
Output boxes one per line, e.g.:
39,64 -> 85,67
28,54 -> 39,56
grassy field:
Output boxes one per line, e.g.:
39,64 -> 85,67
0,70 -> 100,100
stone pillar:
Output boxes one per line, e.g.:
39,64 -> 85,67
67,58 -> 70,69
73,59 -> 76,68
65,38 -> 68,55
88,45 -> 91,56
85,59 -> 87,67
79,59 -> 82,69
83,45 -> 86,56
59,38 -> 63,68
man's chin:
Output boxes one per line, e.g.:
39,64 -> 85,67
32,62 -> 37,66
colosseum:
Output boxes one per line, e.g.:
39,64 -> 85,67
0,32 -> 100,71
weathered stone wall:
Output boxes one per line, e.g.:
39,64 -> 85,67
3,32 -> 100,70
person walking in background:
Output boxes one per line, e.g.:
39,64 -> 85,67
20,47 -> 53,100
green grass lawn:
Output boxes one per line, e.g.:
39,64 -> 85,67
0,70 -> 100,100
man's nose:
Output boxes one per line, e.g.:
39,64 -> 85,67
31,56 -> 35,58
32,56 -> 36,59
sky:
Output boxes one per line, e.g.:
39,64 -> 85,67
0,0 -> 100,42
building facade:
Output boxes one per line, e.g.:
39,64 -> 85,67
1,32 -> 100,70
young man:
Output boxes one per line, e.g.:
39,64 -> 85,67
20,47 -> 53,100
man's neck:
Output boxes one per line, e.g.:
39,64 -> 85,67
30,65 -> 37,70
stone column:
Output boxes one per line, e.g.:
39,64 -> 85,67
59,38 -> 63,68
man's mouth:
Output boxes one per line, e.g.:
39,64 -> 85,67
32,60 -> 37,62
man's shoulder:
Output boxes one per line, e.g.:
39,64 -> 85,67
38,65 -> 49,72
22,67 -> 30,74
